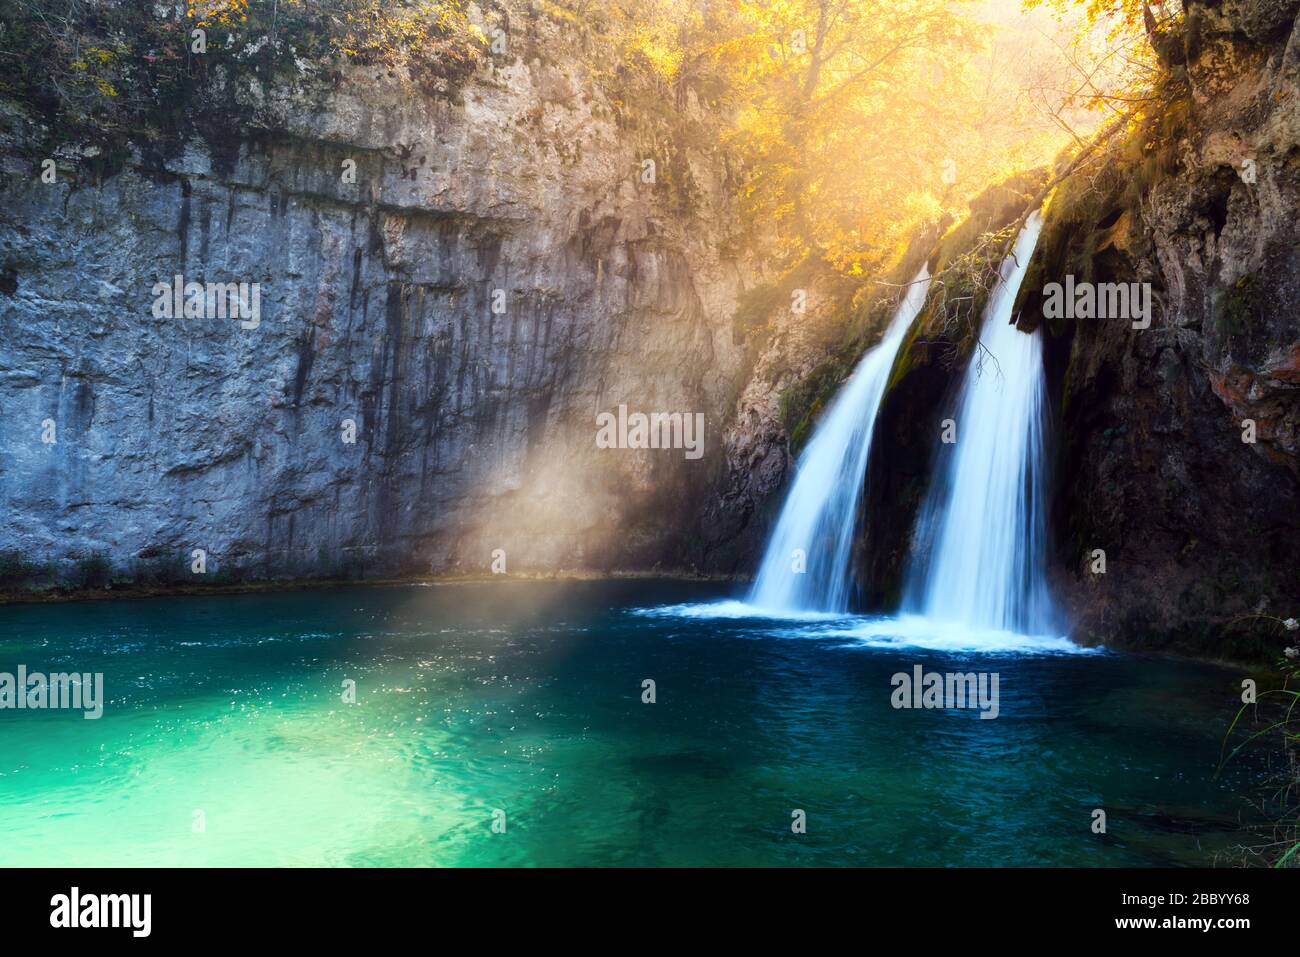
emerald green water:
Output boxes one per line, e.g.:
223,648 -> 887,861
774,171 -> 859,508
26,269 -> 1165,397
0,580 -> 1264,866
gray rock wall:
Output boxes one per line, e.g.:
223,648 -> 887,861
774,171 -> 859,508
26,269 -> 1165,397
1050,1 -> 1300,652
0,51 -> 753,581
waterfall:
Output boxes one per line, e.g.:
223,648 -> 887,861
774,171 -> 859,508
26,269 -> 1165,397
749,267 -> 931,613
903,211 -> 1059,635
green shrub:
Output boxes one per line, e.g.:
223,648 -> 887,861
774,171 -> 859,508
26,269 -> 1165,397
128,551 -> 191,587
1218,616 -> 1300,867
0,550 -> 56,588
0,0 -> 486,163
69,552 -> 114,589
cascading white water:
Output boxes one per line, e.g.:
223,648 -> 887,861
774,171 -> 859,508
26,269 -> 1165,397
903,211 -> 1058,635
749,268 -> 931,613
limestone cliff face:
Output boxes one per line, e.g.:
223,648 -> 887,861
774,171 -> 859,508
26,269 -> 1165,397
1038,0 -> 1300,654
0,30 -> 753,582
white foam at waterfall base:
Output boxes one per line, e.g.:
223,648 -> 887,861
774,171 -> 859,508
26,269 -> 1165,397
904,210 -> 1062,637
811,614 -> 1094,655
628,603 -> 1096,654
630,600 -> 842,622
747,267 -> 931,614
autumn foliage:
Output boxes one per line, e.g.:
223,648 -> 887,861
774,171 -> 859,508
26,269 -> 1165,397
0,0 -> 1169,280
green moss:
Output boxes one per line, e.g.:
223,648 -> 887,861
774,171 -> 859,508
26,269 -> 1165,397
68,553 -> 113,590
768,269 -> 900,455
211,563 -> 251,586
0,551 -> 57,588
1217,273 -> 1258,337
780,347 -> 859,452
884,310 -> 928,394
126,551 -> 191,587
0,2 -> 485,169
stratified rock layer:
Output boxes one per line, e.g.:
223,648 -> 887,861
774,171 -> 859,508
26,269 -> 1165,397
0,49 -> 750,580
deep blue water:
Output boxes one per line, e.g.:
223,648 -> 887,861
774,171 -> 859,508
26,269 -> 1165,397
0,579 -> 1265,866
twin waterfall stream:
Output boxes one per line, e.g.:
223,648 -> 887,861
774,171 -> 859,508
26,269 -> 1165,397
749,211 -> 1060,640
748,267 -> 931,613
